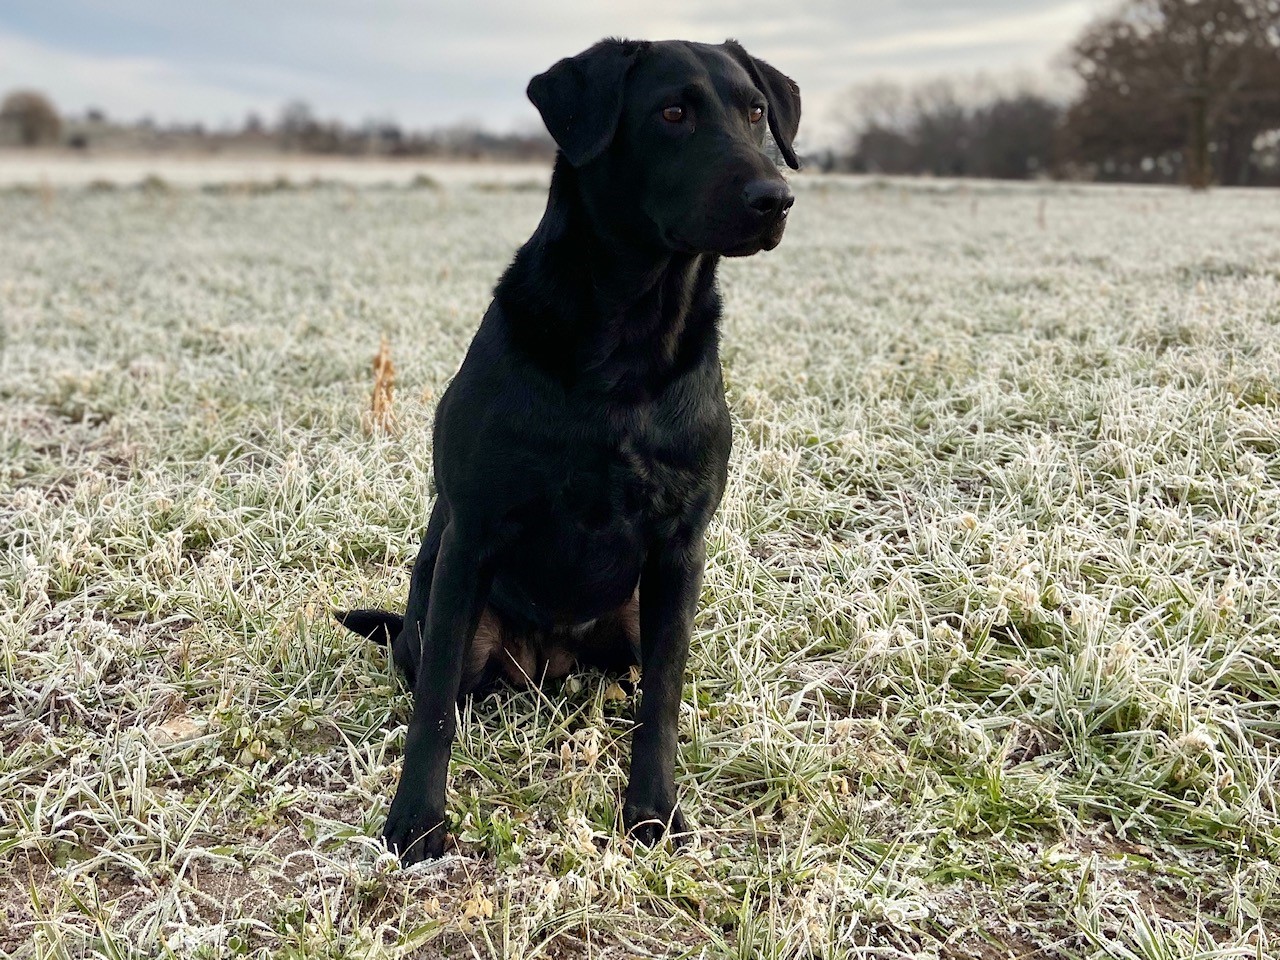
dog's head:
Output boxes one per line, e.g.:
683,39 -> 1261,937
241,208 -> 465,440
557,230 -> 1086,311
528,38 -> 801,258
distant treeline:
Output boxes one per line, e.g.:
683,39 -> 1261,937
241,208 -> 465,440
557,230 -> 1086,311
0,93 -> 555,163
827,0 -> 1280,187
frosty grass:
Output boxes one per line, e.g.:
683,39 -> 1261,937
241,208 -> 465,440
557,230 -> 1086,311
1,171 -> 1278,958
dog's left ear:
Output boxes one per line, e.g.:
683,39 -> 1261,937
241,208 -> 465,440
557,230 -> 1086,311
723,40 -> 802,170
528,38 -> 650,167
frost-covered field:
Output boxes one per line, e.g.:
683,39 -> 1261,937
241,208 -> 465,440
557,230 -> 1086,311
0,154 -> 551,189
2,173 -> 1279,959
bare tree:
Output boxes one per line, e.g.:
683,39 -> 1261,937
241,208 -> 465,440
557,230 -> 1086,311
972,94 -> 1061,179
837,80 -> 915,173
1066,0 -> 1280,188
278,100 -> 316,150
1,90 -> 62,146
909,80 -> 972,176
840,76 -> 1063,179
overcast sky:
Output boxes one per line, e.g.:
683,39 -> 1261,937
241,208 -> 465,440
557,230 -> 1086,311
0,1 -> 1112,148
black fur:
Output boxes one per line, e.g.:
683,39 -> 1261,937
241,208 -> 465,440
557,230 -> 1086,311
337,38 -> 800,865
335,608 -> 409,676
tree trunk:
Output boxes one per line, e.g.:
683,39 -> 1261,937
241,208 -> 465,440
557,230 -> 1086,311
1186,94 -> 1212,190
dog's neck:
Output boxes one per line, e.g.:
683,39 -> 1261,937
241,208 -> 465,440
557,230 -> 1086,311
496,156 -> 722,396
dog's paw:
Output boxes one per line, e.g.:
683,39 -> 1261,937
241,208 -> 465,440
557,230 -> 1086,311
382,797 -> 448,866
623,798 -> 688,848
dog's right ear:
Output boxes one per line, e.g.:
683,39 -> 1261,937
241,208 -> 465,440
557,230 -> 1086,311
527,38 -> 649,167
723,40 -> 802,170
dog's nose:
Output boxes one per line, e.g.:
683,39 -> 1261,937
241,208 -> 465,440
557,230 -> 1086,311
743,179 -> 795,218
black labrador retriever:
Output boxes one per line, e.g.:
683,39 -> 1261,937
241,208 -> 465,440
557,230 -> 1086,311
337,37 -> 800,865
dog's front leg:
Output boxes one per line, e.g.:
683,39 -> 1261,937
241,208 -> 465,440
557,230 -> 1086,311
623,537 -> 704,846
383,521 -> 491,864
390,499 -> 448,686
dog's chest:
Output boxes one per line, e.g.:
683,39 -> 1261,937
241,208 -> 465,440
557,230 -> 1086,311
559,401 -> 713,532
517,388 -> 725,545
493,394 -> 723,623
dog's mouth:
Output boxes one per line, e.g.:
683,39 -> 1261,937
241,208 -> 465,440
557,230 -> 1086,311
721,239 -> 765,257
665,208 -> 790,258
721,215 -> 789,258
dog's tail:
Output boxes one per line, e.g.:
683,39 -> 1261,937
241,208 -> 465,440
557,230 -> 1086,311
334,608 -> 403,645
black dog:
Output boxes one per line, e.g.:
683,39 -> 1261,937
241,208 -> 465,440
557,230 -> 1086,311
337,38 -> 800,865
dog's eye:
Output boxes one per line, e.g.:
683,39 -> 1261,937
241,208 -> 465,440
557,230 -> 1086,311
749,105 -> 764,124
661,105 -> 686,123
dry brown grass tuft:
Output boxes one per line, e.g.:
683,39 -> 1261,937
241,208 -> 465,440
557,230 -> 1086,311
366,335 -> 397,435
